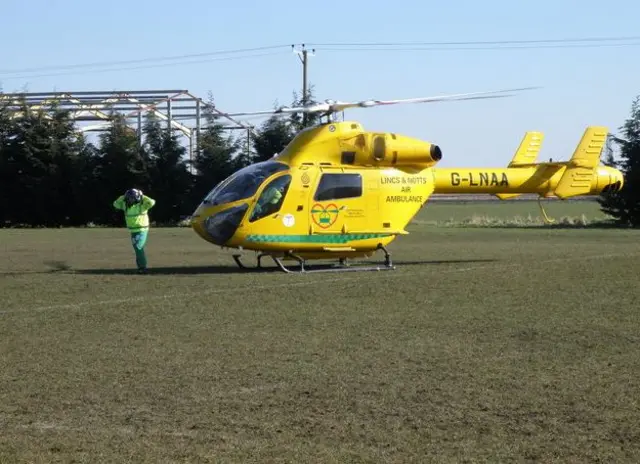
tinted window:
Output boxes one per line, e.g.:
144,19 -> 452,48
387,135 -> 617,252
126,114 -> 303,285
203,161 -> 289,206
204,203 -> 248,246
314,173 -> 362,201
249,175 -> 292,222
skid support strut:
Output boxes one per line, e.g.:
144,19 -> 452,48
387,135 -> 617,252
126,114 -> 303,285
538,196 -> 556,224
272,244 -> 396,274
232,252 -> 271,270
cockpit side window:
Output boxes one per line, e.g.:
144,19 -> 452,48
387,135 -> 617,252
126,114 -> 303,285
249,174 -> 292,222
203,161 -> 289,206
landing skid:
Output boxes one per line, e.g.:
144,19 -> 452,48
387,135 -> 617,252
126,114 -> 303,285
232,245 -> 396,274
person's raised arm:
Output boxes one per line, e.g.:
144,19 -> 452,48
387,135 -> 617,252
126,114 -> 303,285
113,195 -> 125,210
141,195 -> 156,211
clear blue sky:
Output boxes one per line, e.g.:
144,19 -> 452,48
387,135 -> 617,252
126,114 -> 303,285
1,0 -> 639,167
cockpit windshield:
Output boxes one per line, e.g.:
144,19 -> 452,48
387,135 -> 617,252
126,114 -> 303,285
203,160 -> 289,206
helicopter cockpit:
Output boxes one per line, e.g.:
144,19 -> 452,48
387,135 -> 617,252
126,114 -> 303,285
193,160 -> 291,246
202,160 -> 289,207
248,174 -> 291,222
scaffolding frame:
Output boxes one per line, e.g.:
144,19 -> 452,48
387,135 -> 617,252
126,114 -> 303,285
0,89 -> 254,167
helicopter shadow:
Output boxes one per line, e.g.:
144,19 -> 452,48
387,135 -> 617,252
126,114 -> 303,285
69,258 -> 498,276
391,258 -> 498,266
70,265 -> 279,276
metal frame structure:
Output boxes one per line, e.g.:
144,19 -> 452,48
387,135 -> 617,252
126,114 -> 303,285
0,89 -> 254,167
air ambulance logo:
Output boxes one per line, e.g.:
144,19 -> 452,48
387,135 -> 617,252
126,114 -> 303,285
311,203 -> 342,228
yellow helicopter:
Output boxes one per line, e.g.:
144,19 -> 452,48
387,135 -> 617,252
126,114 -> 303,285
190,88 -> 624,273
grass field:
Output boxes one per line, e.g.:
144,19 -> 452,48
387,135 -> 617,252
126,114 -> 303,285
2,200 -> 640,462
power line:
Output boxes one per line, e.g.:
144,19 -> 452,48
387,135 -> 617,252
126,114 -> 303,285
306,35 -> 640,47
0,44 -> 291,76
0,51 -> 288,81
3,35 -> 639,83
5,34 -> 636,77
313,42 -> 640,52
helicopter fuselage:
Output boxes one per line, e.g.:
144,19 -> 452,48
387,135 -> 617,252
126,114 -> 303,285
190,121 -> 623,263
191,163 -> 437,259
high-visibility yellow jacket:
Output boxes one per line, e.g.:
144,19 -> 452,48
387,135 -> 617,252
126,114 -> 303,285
113,195 -> 156,232
260,187 -> 282,206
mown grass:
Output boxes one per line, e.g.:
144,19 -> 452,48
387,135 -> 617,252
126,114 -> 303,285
1,201 -> 640,462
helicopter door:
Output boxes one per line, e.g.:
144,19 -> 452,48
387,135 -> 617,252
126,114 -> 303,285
310,169 -> 367,234
365,170 -> 379,229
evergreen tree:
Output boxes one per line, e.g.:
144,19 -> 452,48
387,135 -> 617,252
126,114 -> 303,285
598,95 -> 640,226
47,108 -> 97,226
0,100 -> 13,225
0,84 -> 332,227
289,84 -> 321,133
250,85 -> 322,163
142,113 -> 194,223
233,129 -> 255,169
251,114 -> 295,163
71,140 -> 101,226
191,97 -> 242,205
91,114 -> 149,225
0,100 -> 88,226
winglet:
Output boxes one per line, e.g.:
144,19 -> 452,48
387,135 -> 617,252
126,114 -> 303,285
508,131 -> 544,167
554,126 -> 608,199
495,131 -> 544,200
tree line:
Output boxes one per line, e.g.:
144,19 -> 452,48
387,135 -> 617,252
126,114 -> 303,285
1,88 -> 639,227
0,89 -> 320,227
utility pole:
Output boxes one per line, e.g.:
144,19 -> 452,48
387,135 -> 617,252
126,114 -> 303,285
246,127 -> 251,160
292,44 -> 315,126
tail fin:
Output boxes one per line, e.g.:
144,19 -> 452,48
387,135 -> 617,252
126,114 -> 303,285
495,131 -> 544,200
553,126 -> 608,199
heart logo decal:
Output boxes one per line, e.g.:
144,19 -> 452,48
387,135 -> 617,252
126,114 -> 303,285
311,203 -> 340,229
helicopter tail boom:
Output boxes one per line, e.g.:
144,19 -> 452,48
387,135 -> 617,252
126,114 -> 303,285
494,130 -> 544,199
431,126 -> 622,198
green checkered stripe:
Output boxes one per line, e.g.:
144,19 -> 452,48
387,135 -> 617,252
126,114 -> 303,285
246,233 -> 392,243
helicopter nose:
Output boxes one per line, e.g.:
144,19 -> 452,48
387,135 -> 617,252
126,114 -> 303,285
198,204 -> 248,246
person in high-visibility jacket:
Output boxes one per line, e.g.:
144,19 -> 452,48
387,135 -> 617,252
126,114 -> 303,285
261,185 -> 283,209
113,188 -> 156,273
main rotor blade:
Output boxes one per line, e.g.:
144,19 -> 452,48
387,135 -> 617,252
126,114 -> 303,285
222,86 -> 540,117
223,102 -> 333,117
326,86 -> 540,112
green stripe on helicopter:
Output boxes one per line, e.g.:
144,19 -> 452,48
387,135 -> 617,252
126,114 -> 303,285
245,233 -> 392,243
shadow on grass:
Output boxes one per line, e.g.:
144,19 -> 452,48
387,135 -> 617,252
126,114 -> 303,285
71,265 -> 277,275
0,260 -> 73,277
68,259 -> 499,276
